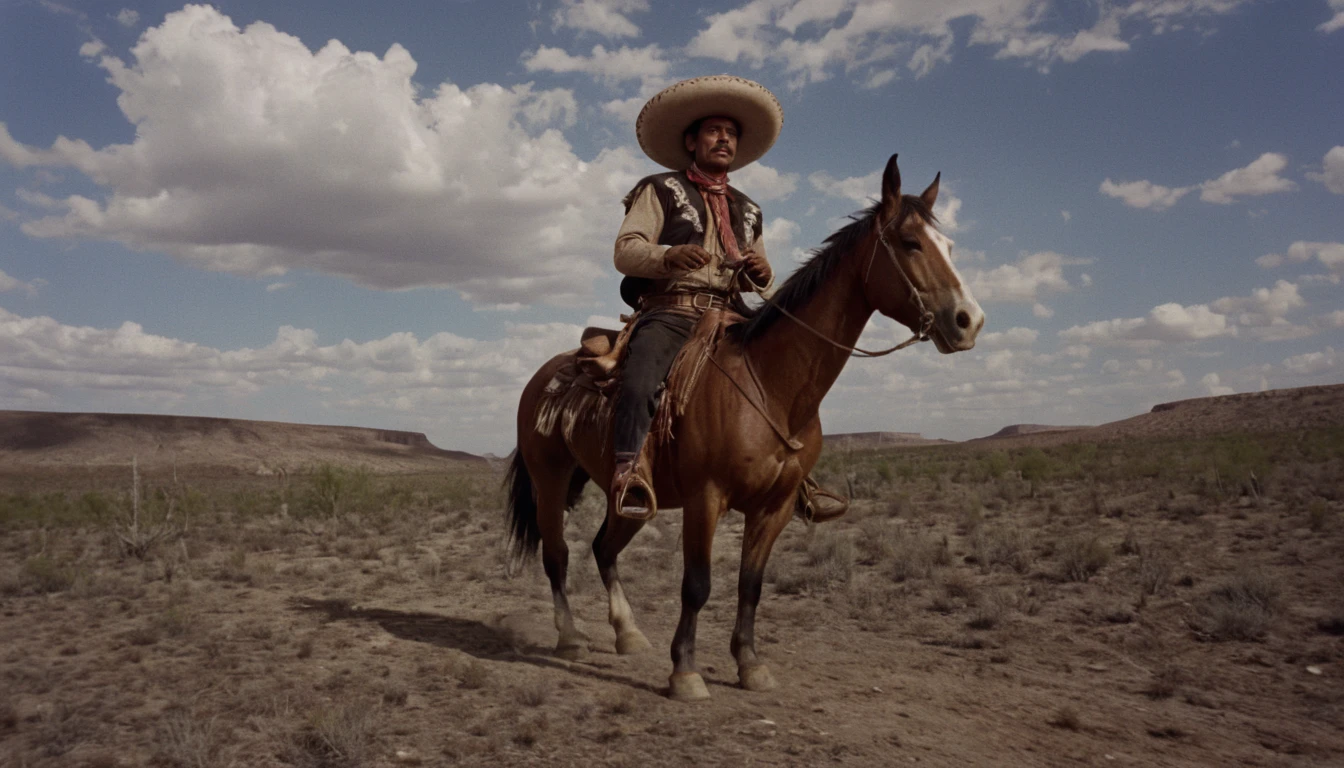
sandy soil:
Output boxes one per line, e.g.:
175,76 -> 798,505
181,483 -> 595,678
1,387 -> 1342,767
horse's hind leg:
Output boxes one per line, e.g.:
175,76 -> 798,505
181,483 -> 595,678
537,466 -> 589,660
732,500 -> 794,692
592,514 -> 653,655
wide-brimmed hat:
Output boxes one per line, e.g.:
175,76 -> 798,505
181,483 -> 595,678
635,75 -> 783,171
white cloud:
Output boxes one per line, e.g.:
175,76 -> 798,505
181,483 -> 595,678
0,305 -> 584,450
522,43 -> 669,85
551,0 -> 649,38
1200,372 -> 1234,396
1060,302 -> 1235,347
1198,152 -> 1297,204
1306,146 -> 1344,193
1257,241 -> 1344,274
602,96 -> 645,123
1,7 -> 650,306
981,327 -> 1039,347
1060,210 -> 1070,222
0,269 -> 43,297
115,8 -> 139,27
265,282 -> 291,292
1032,303 -> 1055,319
1321,0 -> 1344,32
760,217 -> 801,257
685,0 -> 1248,84
968,251 -> 1090,303
809,168 -> 961,230
809,169 -> 881,205
1283,346 -> 1337,376
1102,152 -> 1297,210
1209,280 -> 1304,327
732,162 -> 800,201
1099,178 -> 1192,210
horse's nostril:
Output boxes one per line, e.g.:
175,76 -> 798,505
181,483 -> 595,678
956,310 -> 971,330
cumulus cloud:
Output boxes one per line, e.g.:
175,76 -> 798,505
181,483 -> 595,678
1208,280 -> 1305,327
1306,146 -> 1344,193
732,162 -> 800,201
809,168 -> 962,230
1321,0 -> 1344,32
0,305 -> 583,450
1283,346 -> 1337,376
1256,241 -> 1344,274
551,0 -> 649,38
1101,152 -> 1296,211
0,269 -> 43,297
522,43 -> 669,85
1,7 -> 650,306
115,8 -> 139,27
1201,372 -> 1235,396
1198,152 -> 1297,204
684,0 -> 1248,84
1099,178 -> 1192,210
1060,302 -> 1235,347
968,251 -> 1090,304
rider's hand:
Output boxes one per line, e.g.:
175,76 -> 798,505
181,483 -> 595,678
741,247 -> 772,286
665,244 -> 712,272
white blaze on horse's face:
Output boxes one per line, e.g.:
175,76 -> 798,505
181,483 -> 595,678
905,220 -> 985,354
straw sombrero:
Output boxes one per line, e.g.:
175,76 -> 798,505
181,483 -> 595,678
635,75 -> 783,171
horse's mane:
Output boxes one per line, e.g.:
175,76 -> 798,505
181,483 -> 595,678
732,194 -> 937,343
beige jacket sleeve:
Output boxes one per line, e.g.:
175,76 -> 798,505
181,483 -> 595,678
739,236 -> 775,295
614,184 -> 676,278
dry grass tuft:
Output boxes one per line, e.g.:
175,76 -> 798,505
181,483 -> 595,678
293,702 -> 376,768
457,659 -> 492,690
155,707 -> 223,768
972,526 -> 1034,574
1190,569 -> 1281,641
966,590 -> 1008,630
514,678 -> 553,707
1058,535 -> 1111,582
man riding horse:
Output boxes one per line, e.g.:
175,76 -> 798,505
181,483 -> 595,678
609,75 -> 846,523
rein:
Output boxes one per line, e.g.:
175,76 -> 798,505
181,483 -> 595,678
710,213 -> 937,451
744,216 -> 934,357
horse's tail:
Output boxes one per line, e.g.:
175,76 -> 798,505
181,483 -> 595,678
504,449 -> 541,562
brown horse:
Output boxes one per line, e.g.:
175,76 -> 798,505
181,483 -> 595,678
505,155 -> 984,701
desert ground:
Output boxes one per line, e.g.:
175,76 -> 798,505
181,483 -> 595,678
1,385 -> 1342,767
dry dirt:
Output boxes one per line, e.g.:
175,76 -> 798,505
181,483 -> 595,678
1,388 -> 1342,767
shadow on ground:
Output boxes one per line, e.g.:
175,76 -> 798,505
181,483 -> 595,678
291,597 -> 663,695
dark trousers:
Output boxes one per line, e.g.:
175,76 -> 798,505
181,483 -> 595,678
613,310 -> 696,456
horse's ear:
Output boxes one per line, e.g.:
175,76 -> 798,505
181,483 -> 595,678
881,154 -> 901,219
921,172 -> 940,209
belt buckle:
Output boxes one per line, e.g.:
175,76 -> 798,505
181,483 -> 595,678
691,293 -> 717,310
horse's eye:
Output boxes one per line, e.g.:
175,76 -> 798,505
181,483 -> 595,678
901,239 -> 921,252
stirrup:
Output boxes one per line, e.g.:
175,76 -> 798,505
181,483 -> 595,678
796,477 -> 849,524
611,458 -> 658,522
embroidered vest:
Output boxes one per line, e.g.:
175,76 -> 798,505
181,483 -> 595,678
619,171 -> 763,308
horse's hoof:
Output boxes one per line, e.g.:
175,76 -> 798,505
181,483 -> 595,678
739,664 -> 778,692
615,630 -> 652,655
554,641 -> 588,661
668,672 -> 710,702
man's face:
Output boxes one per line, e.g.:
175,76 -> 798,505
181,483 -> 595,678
685,116 -> 738,173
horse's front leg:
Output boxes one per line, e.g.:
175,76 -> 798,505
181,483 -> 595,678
668,488 -> 724,702
732,498 -> 794,692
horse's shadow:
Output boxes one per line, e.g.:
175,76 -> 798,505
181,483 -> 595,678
290,598 -> 662,695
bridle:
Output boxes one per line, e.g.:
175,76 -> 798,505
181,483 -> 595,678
743,212 -> 936,357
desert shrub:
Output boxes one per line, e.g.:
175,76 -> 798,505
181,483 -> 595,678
294,702 -> 375,767
1138,547 -> 1174,596
1058,536 -> 1111,582
457,660 -> 492,690
972,526 -> 1034,574
1307,499 -> 1331,532
514,678 -> 552,707
300,464 -> 374,518
19,555 -> 81,594
1015,449 -> 1055,497
1190,569 -> 1280,641
886,529 -> 948,583
983,451 -> 1011,479
805,529 -> 855,584
155,707 -> 223,768
966,590 -> 1008,630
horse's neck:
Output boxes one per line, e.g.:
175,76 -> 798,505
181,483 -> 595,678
744,249 -> 874,433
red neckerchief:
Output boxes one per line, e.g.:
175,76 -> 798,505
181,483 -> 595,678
685,162 -> 741,264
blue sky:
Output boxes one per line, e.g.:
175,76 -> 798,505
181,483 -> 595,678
1,0 -> 1341,454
